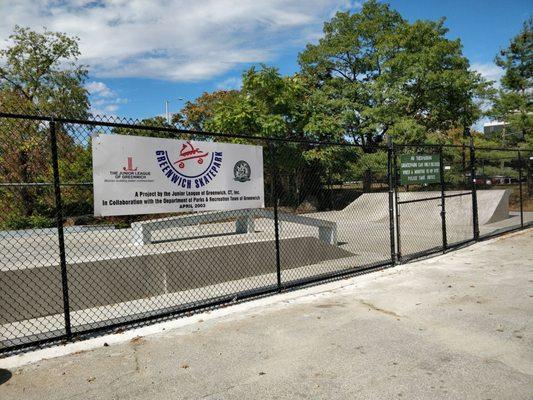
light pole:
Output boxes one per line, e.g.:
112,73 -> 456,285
165,98 -> 184,124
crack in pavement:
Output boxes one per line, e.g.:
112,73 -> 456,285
358,300 -> 404,318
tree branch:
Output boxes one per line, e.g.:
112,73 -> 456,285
330,67 -> 355,82
0,69 -> 33,101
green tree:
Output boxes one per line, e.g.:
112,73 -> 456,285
298,1 -> 486,189
178,2 -> 491,203
306,1 -> 488,141
0,26 -> 90,228
490,18 -> 532,147
113,115 -> 176,138
183,66 -> 363,207
204,66 -> 309,140
0,26 -> 89,117
201,66 -> 317,204
175,90 -> 239,131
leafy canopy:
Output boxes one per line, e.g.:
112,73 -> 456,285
0,25 -> 89,118
298,0 -> 487,148
0,26 -> 90,228
490,18 -> 532,147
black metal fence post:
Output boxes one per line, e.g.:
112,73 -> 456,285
461,144 -> 466,186
50,120 -> 72,339
518,150 -> 524,228
393,147 -> 402,262
268,141 -> 282,292
468,130 -> 479,240
526,156 -> 533,197
387,136 -> 396,265
439,146 -> 448,250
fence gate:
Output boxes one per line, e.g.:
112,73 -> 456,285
393,144 -> 476,261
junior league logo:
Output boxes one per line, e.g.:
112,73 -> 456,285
156,141 -> 223,189
105,156 -> 152,182
123,156 -> 138,171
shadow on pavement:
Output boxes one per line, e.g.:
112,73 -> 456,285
0,368 -> 12,385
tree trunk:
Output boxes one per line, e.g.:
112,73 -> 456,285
363,169 -> 373,192
18,149 -> 34,218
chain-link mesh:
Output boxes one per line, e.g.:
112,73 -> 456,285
1,111 -> 532,354
274,143 -> 392,286
442,145 -> 474,247
524,150 -> 533,228
394,145 -> 446,260
394,144 -> 478,260
475,148 -> 528,238
57,122 -> 281,335
0,117 -> 67,349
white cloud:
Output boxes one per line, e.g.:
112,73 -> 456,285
85,80 -> 128,115
470,62 -> 504,130
85,81 -> 114,98
471,62 -> 504,85
0,0 -> 350,82
216,76 -> 242,90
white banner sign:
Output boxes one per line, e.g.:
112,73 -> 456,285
92,134 -> 264,216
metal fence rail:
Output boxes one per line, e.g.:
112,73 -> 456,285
0,111 -> 532,354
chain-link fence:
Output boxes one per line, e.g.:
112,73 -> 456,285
1,112 -> 531,354
474,148 -> 533,238
393,144 -> 476,261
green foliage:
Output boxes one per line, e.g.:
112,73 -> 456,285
0,26 -> 90,228
489,18 -> 532,146
303,146 -> 361,183
2,10 -> 530,222
3,214 -> 55,230
0,26 -> 89,118
482,165 -> 519,179
176,90 -> 239,131
298,0 -> 487,148
112,116 -> 177,138
204,65 -> 310,141
176,2 -> 491,198
348,151 -> 388,181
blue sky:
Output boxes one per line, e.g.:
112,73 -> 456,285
0,0 -> 531,125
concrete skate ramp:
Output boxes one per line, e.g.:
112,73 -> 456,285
342,192 -> 390,222
343,190 -> 510,225
476,190 -> 510,224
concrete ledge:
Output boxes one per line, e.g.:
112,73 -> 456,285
131,209 -> 337,246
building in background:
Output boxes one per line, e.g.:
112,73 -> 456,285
483,121 -> 508,137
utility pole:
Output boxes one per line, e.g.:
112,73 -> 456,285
164,98 -> 184,125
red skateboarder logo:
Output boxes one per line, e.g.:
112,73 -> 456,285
174,141 -> 209,169
156,140 -> 223,189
